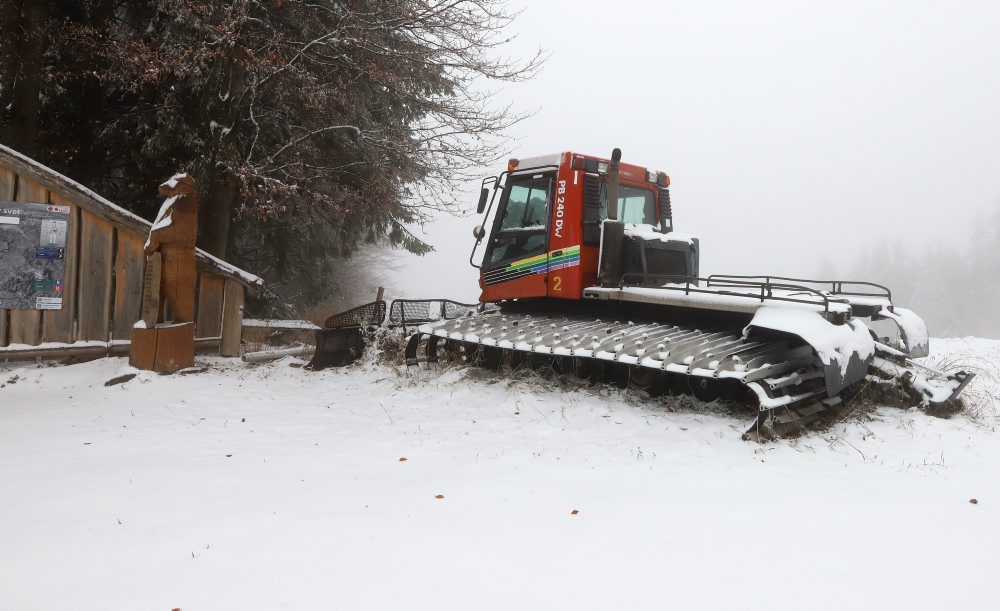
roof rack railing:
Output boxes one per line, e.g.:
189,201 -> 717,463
706,275 -> 892,302
618,273 -> 852,314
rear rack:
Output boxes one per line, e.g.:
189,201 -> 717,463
707,275 -> 892,302
618,273 -> 861,314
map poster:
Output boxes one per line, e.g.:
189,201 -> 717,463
0,201 -> 71,310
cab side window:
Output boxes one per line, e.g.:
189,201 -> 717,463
487,175 -> 552,267
583,176 -> 657,244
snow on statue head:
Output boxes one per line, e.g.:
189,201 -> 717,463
158,172 -> 197,200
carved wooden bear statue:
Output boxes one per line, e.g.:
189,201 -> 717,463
130,173 -> 200,373
146,173 -> 199,324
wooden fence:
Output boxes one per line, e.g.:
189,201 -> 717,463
0,152 -> 254,360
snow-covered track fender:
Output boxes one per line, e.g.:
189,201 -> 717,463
744,306 -> 875,397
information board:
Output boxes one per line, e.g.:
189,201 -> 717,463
0,201 -> 70,310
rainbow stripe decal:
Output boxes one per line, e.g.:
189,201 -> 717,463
483,245 -> 581,286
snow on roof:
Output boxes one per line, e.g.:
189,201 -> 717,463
513,153 -> 562,170
197,249 -> 266,288
0,143 -> 263,289
0,143 -> 150,226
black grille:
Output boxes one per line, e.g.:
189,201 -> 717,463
658,187 -> 672,223
323,300 -> 387,329
583,174 -> 604,245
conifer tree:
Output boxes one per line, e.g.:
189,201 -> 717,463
0,0 -> 542,308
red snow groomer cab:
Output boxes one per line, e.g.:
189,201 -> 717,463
473,151 -> 693,303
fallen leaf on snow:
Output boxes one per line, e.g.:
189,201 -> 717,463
571,509 -> 579,515
399,457 -> 408,462
970,498 -> 979,504
435,494 -> 444,499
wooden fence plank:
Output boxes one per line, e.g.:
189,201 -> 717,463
0,310 -> 6,347
219,278 -> 244,357
41,194 -> 79,343
112,231 -> 145,340
77,210 -> 114,341
196,274 -> 225,339
0,167 -> 14,199
8,176 -> 48,345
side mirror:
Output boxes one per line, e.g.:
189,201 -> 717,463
476,188 -> 489,214
472,225 -> 486,240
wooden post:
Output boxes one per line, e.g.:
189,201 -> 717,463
129,174 -> 199,373
219,278 -> 244,357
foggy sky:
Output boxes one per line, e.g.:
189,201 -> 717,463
391,0 -> 1000,302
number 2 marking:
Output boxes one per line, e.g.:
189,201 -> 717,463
552,276 -> 562,292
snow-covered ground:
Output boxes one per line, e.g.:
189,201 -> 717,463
1,338 -> 998,610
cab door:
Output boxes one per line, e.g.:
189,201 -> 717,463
480,173 -> 552,300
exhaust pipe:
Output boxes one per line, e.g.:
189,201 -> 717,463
606,148 -> 622,220
598,148 -> 625,287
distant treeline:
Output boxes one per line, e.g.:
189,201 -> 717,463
834,207 -> 1000,339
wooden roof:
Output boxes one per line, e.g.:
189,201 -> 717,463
0,144 -> 263,291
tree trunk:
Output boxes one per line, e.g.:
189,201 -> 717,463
200,171 -> 237,259
1,2 -> 46,157
71,0 -> 116,184
197,44 -> 247,260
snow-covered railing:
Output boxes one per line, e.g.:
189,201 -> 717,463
618,273 -> 853,314
707,275 -> 892,302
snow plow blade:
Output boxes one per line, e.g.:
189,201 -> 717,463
307,299 -> 482,370
869,342 -> 976,413
305,300 -> 386,370
307,328 -> 367,370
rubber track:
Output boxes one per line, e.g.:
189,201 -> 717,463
407,311 -> 832,423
